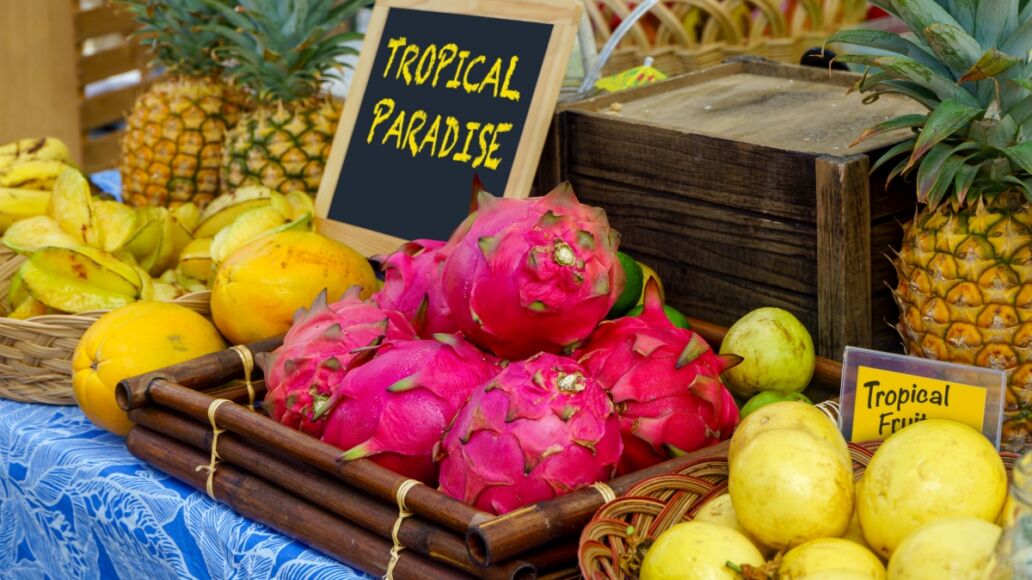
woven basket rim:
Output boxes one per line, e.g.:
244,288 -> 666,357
0,246 -> 214,405
578,440 -> 1019,579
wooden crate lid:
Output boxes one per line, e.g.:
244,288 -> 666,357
566,60 -> 924,157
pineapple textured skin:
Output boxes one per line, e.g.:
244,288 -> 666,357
121,78 -> 242,208
222,99 -> 340,197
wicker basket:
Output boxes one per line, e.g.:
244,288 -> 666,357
588,0 -> 868,76
578,439 -> 1019,579
0,247 -> 212,405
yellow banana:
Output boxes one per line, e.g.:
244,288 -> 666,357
0,138 -> 73,171
0,188 -> 51,232
0,160 -> 79,190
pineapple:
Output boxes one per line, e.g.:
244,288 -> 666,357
829,0 -> 1032,451
205,0 -> 363,197
119,0 -> 243,208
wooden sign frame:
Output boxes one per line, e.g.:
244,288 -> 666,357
315,0 -> 582,257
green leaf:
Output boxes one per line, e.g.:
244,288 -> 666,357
892,0 -> 967,41
987,114 -> 1020,147
835,54 -> 980,106
922,23 -> 985,78
907,99 -> 984,170
953,160 -> 980,205
1002,17 -> 1032,60
1003,142 -> 1032,176
976,0 -> 1019,47
886,157 -> 910,188
826,29 -> 952,77
943,0 -> 978,31
869,80 -> 941,110
916,143 -> 958,204
871,138 -> 918,174
1002,176 -> 1032,202
852,114 -> 926,146
959,49 -> 1022,82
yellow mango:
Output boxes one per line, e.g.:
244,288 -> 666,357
211,231 -> 376,344
72,301 -> 225,435
3,215 -> 80,254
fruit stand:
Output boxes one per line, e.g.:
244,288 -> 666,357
3,0 -> 1032,579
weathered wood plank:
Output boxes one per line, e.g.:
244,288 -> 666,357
817,155 -> 872,361
871,216 -> 904,294
569,174 -> 819,296
81,79 -> 149,129
627,246 -> 819,335
83,131 -> 121,173
75,4 -> 135,43
80,43 -> 140,86
872,289 -> 903,354
566,114 -> 820,223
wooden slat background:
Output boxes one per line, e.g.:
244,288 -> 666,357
76,0 -> 150,174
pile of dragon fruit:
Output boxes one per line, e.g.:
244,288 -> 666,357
259,184 -> 741,515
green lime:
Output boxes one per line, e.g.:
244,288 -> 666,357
739,391 -> 813,419
625,303 -> 691,329
608,251 -> 644,318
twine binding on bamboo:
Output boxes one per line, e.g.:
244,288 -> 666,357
195,398 -> 230,500
384,478 -> 421,579
230,345 -> 256,410
590,481 -> 617,505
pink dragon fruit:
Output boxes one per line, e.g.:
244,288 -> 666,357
321,334 -> 499,484
436,353 -> 623,515
372,239 -> 458,336
260,288 -> 417,437
441,183 -> 624,360
575,280 -> 741,474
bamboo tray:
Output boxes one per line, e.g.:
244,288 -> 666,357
116,317 -> 842,579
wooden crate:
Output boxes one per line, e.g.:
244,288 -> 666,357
0,0 -> 149,173
118,316 -> 843,579
537,59 -> 922,361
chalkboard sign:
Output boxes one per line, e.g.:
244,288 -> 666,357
315,0 -> 581,254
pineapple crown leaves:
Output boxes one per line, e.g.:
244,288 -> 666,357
201,0 -> 365,104
827,0 -> 1032,210
117,0 -> 230,77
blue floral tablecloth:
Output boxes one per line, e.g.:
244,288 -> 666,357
0,398 -> 369,580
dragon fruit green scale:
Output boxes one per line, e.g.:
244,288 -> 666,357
436,353 -> 622,515
442,183 -> 625,360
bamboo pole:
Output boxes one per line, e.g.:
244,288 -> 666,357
126,426 -> 472,580
128,406 -> 534,580
116,335 -> 283,410
465,440 -> 729,566
120,376 -> 491,534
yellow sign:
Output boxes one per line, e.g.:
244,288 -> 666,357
851,365 -> 987,441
